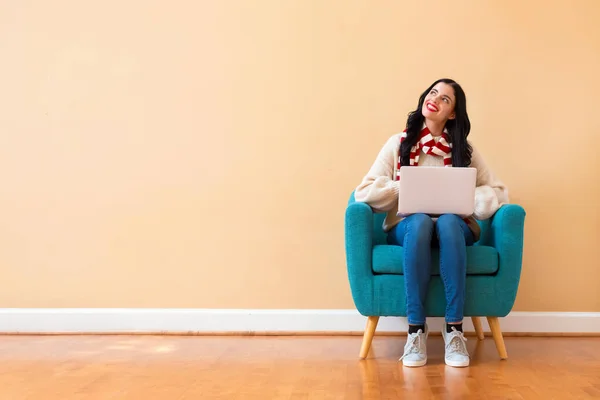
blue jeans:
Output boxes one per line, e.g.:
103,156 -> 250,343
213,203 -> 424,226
387,214 -> 475,325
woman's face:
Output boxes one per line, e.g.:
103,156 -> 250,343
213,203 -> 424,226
421,82 -> 456,123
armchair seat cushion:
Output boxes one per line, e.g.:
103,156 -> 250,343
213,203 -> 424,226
372,245 -> 499,275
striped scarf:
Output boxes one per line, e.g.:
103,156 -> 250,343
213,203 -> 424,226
395,125 -> 452,181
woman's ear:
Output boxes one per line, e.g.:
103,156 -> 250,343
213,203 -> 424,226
449,112 -> 456,120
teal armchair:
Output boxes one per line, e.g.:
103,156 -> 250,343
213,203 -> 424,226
344,192 -> 526,359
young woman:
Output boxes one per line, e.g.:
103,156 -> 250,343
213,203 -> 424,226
354,78 -> 508,368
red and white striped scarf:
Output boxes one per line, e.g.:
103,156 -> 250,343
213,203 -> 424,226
395,125 -> 452,181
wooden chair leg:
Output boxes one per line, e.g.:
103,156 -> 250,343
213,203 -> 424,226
359,316 -> 379,359
487,316 -> 508,360
471,317 -> 485,341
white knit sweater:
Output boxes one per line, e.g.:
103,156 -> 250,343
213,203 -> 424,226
355,133 -> 509,232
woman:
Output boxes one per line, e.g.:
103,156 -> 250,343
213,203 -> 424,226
354,78 -> 508,368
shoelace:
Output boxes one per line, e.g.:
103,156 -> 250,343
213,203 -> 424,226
446,329 -> 468,355
400,330 -> 424,360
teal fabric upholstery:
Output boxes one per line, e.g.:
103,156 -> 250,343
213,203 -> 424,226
344,192 -> 525,318
372,245 -> 499,275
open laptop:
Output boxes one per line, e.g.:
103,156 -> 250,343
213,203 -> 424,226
397,166 -> 477,218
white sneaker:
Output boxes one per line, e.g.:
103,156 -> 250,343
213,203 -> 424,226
400,324 -> 428,367
442,324 -> 470,367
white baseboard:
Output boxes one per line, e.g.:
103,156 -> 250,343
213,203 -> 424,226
0,309 -> 598,334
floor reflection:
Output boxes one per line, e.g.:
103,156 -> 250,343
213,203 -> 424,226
357,335 -> 502,399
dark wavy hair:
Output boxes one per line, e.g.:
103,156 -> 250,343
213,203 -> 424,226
400,78 -> 472,167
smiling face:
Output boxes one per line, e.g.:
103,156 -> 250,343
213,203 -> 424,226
421,82 -> 456,124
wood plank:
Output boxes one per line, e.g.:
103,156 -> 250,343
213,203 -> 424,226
0,335 -> 598,398
1,331 -> 599,337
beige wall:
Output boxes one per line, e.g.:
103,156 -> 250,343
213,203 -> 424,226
0,1 -> 598,311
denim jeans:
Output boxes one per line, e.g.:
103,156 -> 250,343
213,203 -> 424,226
387,214 -> 475,325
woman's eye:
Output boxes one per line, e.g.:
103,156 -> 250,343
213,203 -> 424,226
443,98 -> 449,103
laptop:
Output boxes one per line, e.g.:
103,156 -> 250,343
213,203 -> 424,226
397,166 -> 477,218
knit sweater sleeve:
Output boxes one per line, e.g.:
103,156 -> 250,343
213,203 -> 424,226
471,144 -> 509,220
354,135 -> 400,212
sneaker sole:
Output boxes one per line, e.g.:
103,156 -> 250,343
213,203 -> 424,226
444,358 -> 469,368
402,359 -> 427,367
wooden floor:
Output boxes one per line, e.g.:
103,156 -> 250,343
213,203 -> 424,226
0,335 -> 599,399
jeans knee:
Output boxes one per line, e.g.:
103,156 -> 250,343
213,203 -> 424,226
436,214 -> 461,232
408,213 -> 434,241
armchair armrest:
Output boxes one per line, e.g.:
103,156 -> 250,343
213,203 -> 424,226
344,202 -> 375,314
482,204 -> 526,315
